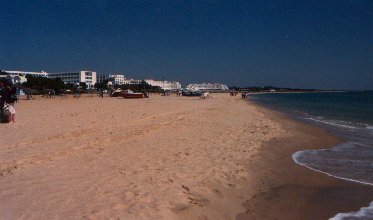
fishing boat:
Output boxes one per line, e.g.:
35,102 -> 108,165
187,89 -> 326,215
121,89 -> 146,98
181,89 -> 202,97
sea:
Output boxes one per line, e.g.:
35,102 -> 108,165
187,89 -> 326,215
249,91 -> 373,220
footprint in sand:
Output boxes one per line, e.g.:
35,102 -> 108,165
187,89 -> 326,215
188,194 -> 209,207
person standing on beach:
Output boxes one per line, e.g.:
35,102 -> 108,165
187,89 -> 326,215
3,102 -> 15,123
0,81 -> 16,123
0,81 -> 6,121
15,87 -> 21,103
241,92 -> 247,99
0,81 -> 5,104
5,83 -> 17,107
6,82 -> 17,123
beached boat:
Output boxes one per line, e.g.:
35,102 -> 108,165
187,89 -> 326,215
182,90 -> 202,97
111,89 -> 123,97
121,89 -> 146,98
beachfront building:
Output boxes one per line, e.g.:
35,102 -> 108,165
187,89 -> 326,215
97,74 -> 127,85
122,79 -> 143,85
1,70 -> 48,83
48,71 -> 97,89
2,70 -> 98,88
144,80 -> 181,90
186,83 -> 229,91
4,70 -> 48,78
95,73 -> 181,89
96,75 -> 108,84
109,74 -> 126,85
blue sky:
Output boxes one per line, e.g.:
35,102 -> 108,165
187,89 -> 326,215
1,0 -> 372,89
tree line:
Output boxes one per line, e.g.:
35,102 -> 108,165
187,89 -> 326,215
21,75 -> 88,94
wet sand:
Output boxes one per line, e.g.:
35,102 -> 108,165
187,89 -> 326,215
1,93 -> 372,219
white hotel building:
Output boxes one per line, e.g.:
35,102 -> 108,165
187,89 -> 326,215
1,70 -> 48,83
3,70 -> 180,91
48,71 -> 97,88
1,70 -> 97,88
96,74 -> 181,90
97,74 -> 126,85
109,74 -> 125,85
97,74 -> 141,85
4,70 -> 48,78
186,83 -> 229,91
144,79 -> 181,90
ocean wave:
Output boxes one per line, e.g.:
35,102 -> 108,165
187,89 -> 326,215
292,150 -> 373,186
305,117 -> 369,130
329,201 -> 373,220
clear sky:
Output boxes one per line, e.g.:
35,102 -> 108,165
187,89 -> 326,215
1,0 -> 372,89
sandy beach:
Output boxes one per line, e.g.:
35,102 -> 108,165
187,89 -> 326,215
1,93 -> 372,219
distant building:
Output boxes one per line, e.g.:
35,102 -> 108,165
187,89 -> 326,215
1,70 -> 48,84
2,70 -> 97,88
109,74 -> 126,85
48,71 -> 97,88
97,75 -> 149,86
144,79 -> 181,90
97,75 -> 108,84
97,74 -> 126,85
3,69 -> 181,91
96,76 -> 181,89
185,83 -> 229,91
97,74 -> 147,86
122,79 -> 143,85
4,70 -> 48,78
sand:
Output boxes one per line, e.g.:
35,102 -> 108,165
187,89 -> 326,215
1,93 -> 372,219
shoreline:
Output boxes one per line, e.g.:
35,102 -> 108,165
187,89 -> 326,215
238,99 -> 373,219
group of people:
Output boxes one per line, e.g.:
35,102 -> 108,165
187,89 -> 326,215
0,80 -> 17,123
241,92 -> 248,99
176,90 -> 183,97
98,89 -> 104,98
230,91 -> 238,96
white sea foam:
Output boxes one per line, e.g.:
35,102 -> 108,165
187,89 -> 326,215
349,142 -> 373,148
293,146 -> 373,219
329,201 -> 373,220
292,150 -> 373,187
306,117 -> 359,129
292,121 -> 373,219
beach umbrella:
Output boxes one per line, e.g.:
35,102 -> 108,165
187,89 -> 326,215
13,76 -> 21,83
